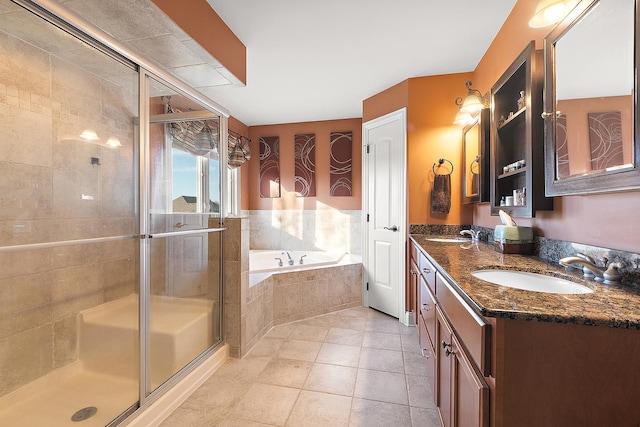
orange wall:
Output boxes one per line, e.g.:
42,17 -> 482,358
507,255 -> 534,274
247,118 -> 363,210
151,0 -> 247,85
471,0 -> 640,253
407,74 -> 474,225
362,74 -> 474,225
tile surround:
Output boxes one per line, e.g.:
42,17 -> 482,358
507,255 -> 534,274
225,217 -> 363,358
249,210 -> 362,255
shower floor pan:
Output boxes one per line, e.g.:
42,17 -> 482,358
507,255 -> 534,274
0,294 -> 215,427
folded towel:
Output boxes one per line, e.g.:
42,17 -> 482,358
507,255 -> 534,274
471,172 -> 479,195
431,173 -> 451,214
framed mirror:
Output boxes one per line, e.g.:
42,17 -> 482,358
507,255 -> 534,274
543,0 -> 640,196
462,108 -> 490,204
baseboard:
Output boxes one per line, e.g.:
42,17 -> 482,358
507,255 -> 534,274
123,344 -> 228,427
403,311 -> 416,326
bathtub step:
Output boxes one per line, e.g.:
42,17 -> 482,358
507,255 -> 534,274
79,294 -> 216,388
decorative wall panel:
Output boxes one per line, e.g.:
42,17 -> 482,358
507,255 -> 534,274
294,133 -> 316,197
329,131 -> 353,196
259,136 -> 280,198
588,111 -> 623,171
556,114 -> 570,179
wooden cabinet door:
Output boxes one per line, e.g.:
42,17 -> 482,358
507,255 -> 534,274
451,334 -> 490,427
419,274 -> 436,350
408,258 -> 419,324
436,308 -> 453,427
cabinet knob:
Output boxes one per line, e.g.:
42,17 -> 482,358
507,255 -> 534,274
441,340 -> 451,349
445,347 -> 457,357
421,348 -> 430,359
422,268 -> 430,274
422,303 -> 430,311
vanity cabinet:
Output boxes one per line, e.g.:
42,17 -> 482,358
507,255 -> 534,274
408,241 -> 489,425
490,41 -> 553,217
435,277 -> 490,427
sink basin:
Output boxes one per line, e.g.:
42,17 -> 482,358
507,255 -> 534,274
426,237 -> 468,243
471,270 -> 593,294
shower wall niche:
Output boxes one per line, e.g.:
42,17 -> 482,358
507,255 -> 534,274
0,2 -> 225,426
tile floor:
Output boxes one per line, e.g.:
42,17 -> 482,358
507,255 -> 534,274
160,306 -> 441,426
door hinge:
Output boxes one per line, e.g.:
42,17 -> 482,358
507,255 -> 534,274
366,282 -> 369,291
366,214 -> 369,222
366,145 -> 370,154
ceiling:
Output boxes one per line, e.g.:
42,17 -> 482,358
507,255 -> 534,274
201,0 -> 518,126
14,0 -> 518,127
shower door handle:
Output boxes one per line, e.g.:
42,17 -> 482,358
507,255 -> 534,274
384,225 -> 398,232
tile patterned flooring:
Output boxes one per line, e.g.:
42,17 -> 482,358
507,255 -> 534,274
160,306 -> 441,426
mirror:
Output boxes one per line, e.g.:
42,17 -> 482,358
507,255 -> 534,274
462,109 -> 490,204
544,0 -> 640,196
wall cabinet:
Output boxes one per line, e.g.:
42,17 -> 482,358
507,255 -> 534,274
490,41 -> 553,217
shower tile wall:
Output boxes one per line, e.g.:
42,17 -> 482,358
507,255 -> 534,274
0,21 -> 138,397
249,210 -> 362,254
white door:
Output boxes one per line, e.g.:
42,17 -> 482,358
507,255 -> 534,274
363,108 -> 407,320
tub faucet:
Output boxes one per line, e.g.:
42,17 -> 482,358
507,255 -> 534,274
559,255 -> 625,284
460,229 -> 480,241
299,254 -> 307,265
275,257 -> 283,267
282,251 -> 294,266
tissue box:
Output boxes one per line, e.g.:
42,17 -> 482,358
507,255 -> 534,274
493,225 -> 534,254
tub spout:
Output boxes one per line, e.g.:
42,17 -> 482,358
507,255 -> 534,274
282,251 -> 294,266
299,254 -> 307,265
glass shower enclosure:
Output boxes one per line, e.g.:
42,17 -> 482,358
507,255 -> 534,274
0,1 -> 226,425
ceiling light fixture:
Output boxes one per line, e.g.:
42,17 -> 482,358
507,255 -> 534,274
106,137 -> 122,148
529,0 -> 580,28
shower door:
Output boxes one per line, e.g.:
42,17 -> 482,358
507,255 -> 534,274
0,2 -> 141,425
0,2 -> 226,425
142,75 -> 224,396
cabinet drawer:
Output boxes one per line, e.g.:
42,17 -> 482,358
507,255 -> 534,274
419,274 -> 436,348
410,241 -> 419,263
417,319 -> 436,381
418,250 -> 436,294
436,272 -> 491,376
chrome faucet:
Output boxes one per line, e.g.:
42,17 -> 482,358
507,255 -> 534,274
275,257 -> 283,267
282,251 -> 294,266
299,254 -> 307,265
460,229 -> 480,241
559,254 -> 625,284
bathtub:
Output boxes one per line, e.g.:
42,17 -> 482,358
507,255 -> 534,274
249,250 -> 344,274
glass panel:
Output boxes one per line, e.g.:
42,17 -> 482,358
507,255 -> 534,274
147,231 -> 222,391
0,3 -> 139,426
145,76 -> 223,394
148,77 -> 222,233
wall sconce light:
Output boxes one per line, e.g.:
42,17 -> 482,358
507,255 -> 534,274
529,0 -> 580,28
459,80 -> 489,115
106,137 -> 122,148
454,81 -> 488,125
454,97 -> 474,126
80,129 -> 99,141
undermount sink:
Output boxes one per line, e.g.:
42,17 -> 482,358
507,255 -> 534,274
426,237 -> 469,243
471,270 -> 594,294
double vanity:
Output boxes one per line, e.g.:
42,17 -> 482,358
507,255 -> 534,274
409,234 -> 640,427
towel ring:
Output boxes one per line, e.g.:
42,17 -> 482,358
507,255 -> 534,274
432,158 -> 454,175
470,156 -> 480,174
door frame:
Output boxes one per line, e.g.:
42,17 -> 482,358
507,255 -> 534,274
362,108 -> 408,324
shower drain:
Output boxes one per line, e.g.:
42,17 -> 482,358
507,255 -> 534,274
71,406 -> 97,422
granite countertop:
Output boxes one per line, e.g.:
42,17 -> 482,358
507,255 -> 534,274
410,234 -> 640,329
